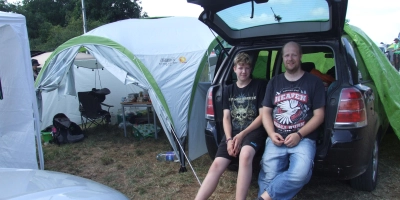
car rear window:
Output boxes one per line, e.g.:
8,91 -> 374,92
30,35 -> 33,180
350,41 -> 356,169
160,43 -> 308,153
217,0 -> 329,30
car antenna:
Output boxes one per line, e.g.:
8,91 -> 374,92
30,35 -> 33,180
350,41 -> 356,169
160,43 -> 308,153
270,7 -> 282,23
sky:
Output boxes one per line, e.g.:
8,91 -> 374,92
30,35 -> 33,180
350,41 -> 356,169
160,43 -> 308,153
6,0 -> 400,45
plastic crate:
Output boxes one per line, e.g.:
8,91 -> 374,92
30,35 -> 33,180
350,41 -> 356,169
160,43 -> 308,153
41,132 -> 53,143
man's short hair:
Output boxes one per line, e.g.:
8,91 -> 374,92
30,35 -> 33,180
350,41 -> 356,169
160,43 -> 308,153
234,52 -> 252,67
282,41 -> 303,55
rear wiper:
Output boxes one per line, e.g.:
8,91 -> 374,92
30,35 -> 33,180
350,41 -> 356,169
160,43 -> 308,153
270,7 -> 282,23
251,1 -> 254,18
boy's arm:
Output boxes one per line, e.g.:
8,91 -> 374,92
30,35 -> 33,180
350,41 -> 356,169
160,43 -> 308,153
223,109 -> 236,156
222,109 -> 233,140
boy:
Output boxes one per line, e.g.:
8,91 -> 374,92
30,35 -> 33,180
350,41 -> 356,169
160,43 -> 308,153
195,52 -> 267,200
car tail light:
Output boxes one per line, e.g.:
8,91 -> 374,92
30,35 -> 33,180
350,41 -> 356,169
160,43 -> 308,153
206,87 -> 214,119
334,88 -> 367,128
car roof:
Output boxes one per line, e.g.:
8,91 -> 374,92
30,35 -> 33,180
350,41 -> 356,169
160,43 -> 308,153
188,0 -> 348,45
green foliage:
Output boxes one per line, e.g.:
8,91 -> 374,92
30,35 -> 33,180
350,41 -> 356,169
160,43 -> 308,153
4,0 -> 147,51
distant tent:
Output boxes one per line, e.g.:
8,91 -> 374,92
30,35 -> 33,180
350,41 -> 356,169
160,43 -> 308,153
35,17 -> 222,170
345,24 -> 400,140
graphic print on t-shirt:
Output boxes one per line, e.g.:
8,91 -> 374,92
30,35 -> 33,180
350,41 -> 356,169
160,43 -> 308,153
229,93 -> 257,131
273,87 -> 310,136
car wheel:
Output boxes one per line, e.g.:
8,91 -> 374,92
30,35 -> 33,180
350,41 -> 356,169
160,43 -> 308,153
350,136 -> 379,191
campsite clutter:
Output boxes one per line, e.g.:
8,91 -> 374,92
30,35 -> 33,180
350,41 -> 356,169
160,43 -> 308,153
34,17 -> 220,174
34,52 -> 143,129
156,151 -> 179,162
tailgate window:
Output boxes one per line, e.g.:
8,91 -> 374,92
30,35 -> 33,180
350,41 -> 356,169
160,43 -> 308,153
217,0 -> 329,31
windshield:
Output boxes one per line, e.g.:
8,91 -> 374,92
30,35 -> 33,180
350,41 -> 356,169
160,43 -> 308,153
217,0 -> 329,30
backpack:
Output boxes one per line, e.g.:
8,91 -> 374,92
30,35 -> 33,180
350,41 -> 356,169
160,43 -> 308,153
52,113 -> 85,145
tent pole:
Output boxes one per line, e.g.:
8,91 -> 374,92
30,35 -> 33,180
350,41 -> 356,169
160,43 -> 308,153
170,126 -> 202,186
81,0 -> 87,34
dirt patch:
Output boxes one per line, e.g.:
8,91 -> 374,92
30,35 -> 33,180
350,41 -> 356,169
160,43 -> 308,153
43,125 -> 400,199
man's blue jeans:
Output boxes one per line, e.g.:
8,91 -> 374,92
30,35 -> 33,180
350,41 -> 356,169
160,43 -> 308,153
258,137 -> 316,200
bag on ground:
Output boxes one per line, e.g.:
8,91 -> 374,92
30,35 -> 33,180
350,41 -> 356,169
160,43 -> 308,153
52,113 -> 85,145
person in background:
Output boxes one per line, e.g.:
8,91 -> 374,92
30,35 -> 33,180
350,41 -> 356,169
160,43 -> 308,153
393,38 -> 400,71
32,59 -> 40,81
258,41 -> 325,200
195,52 -> 267,200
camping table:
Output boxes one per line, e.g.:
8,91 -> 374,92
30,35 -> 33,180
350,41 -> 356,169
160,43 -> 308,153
120,102 -> 157,139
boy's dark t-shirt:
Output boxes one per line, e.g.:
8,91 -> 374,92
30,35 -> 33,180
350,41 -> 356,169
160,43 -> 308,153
262,72 -> 325,140
222,79 -> 266,136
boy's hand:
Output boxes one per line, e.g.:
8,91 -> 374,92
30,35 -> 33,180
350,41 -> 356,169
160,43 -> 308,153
227,140 -> 236,157
270,132 -> 284,146
232,133 -> 244,156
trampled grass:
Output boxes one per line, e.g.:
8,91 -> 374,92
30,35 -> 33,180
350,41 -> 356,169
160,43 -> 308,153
42,124 -> 400,199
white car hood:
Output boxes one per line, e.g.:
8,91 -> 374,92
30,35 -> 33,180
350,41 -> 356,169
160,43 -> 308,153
0,168 -> 129,200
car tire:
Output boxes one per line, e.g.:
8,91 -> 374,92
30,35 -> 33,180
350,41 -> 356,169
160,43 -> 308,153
350,136 -> 379,191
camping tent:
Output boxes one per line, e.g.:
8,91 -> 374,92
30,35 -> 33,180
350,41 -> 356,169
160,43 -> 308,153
0,11 -> 44,169
35,17 -> 220,168
33,52 -> 107,70
345,25 -> 400,140
32,52 -> 143,129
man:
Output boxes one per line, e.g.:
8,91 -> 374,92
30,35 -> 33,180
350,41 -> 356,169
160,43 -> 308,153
393,38 -> 400,71
258,41 -> 325,200
32,59 -> 40,81
195,52 -> 267,200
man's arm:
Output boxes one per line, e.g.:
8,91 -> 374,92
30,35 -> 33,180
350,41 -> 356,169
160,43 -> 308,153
283,107 -> 325,147
297,107 -> 325,137
262,106 -> 284,146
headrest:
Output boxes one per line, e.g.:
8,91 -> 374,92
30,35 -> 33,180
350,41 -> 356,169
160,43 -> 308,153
301,62 -> 316,73
91,88 -> 111,95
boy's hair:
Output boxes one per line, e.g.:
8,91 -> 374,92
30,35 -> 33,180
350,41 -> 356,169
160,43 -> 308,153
234,52 -> 252,67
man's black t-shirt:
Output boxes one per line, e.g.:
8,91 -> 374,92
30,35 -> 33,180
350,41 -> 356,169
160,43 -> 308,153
262,72 -> 325,140
223,79 -> 266,136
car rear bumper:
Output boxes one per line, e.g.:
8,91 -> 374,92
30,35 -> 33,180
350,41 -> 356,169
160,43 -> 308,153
313,129 -> 373,179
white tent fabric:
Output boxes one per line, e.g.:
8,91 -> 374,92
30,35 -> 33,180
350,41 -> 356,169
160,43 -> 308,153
0,11 -> 43,169
35,17 -> 218,161
33,52 -> 143,129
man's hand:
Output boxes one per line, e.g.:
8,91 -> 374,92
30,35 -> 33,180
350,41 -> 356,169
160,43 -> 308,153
270,132 -> 284,146
284,132 -> 301,147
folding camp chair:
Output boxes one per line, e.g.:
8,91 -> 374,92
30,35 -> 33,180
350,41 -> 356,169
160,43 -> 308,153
78,90 -> 114,129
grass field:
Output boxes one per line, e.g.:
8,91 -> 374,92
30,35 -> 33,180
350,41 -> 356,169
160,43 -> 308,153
42,124 -> 400,199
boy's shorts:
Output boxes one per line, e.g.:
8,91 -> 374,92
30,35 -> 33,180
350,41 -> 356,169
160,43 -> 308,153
215,130 -> 267,160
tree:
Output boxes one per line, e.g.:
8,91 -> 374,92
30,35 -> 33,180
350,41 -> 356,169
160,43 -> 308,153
3,0 -> 147,51
84,0 -> 146,23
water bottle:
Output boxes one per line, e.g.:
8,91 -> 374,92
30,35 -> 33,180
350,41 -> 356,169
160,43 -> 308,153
156,151 -> 178,162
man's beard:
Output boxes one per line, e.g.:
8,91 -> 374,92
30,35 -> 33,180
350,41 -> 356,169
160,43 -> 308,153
285,65 -> 300,74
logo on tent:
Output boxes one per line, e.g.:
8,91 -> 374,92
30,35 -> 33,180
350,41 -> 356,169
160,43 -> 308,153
159,58 -> 178,66
179,56 -> 187,63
